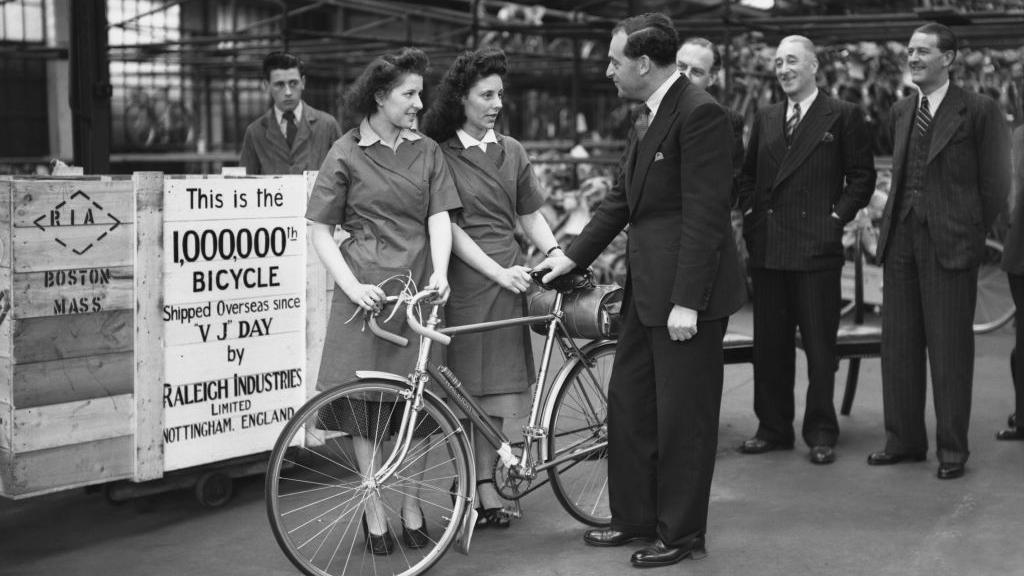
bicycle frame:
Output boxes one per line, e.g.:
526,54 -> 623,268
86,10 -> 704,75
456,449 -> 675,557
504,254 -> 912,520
367,289 -> 608,487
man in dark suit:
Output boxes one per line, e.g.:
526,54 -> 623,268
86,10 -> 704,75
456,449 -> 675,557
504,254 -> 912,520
997,124 -> 1024,441
239,52 -> 341,175
736,35 -> 876,465
675,37 -> 745,203
869,23 -> 1010,479
539,13 -> 745,568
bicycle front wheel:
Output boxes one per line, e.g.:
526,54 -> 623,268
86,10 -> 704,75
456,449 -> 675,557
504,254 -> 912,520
266,379 -> 473,576
544,341 -> 615,527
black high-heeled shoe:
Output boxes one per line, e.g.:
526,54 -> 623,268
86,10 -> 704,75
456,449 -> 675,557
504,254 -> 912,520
401,507 -> 430,549
1009,413 -> 1017,428
361,513 -> 395,556
475,479 -> 511,529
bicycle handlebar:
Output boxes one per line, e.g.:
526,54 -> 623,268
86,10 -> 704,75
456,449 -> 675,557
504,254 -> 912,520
366,313 -> 409,347
405,290 -> 451,346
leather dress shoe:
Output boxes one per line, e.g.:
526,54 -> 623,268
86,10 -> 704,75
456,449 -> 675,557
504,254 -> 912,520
809,445 -> 835,465
937,463 -> 965,480
996,426 -> 1024,441
630,537 -> 707,568
583,528 -> 653,547
866,450 -> 926,466
738,437 -> 793,454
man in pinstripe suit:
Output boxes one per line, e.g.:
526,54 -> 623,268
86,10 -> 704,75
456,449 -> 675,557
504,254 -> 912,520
737,35 -> 876,465
869,23 -> 1010,479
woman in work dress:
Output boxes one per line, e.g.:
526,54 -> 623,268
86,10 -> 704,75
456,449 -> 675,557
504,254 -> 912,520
306,48 -> 461,554
421,48 -> 561,528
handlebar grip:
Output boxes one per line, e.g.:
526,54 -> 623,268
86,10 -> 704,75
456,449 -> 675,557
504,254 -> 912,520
406,291 -> 452,346
366,314 -> 409,347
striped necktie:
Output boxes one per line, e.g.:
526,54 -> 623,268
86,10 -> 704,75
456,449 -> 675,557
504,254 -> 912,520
635,105 -> 651,141
785,102 -> 801,144
916,95 -> 932,136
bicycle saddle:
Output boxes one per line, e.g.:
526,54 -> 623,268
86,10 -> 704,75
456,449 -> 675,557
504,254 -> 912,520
530,267 -> 595,293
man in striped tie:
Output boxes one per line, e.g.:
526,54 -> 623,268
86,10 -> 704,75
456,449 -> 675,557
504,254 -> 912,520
870,22 -> 1011,479
736,35 -> 875,466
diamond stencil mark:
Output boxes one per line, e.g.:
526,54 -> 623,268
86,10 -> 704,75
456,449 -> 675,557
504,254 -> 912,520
34,189 -> 123,256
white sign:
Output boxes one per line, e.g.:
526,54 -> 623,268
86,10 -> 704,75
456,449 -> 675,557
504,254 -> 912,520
162,177 -> 307,471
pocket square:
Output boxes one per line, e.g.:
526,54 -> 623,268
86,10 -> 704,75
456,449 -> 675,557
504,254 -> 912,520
821,132 -> 835,143
654,152 -> 665,162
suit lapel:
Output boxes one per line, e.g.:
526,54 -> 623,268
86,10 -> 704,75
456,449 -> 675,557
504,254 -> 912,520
772,94 -> 837,188
890,98 -> 914,195
765,103 -> 788,165
629,77 -> 683,213
927,85 -> 965,164
291,104 -> 315,153
261,108 -> 290,158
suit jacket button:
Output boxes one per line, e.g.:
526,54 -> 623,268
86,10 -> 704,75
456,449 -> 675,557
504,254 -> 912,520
767,209 -> 774,215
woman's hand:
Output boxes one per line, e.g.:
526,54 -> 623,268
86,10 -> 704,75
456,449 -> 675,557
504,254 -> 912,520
427,271 -> 451,303
344,282 -> 387,312
492,265 -> 532,294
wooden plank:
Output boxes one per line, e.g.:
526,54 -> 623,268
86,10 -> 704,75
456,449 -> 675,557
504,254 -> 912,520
12,309 -> 133,364
11,266 -> 133,319
10,394 -> 133,452
0,299 -> 9,360
0,357 -> 10,405
163,176 -> 307,222
0,212 -> 9,270
11,223 -> 132,273
133,171 -> 165,482
10,179 -> 135,227
0,436 -> 132,498
0,401 -> 11,452
0,266 -> 9,358
11,352 -> 133,409
0,180 -> 11,227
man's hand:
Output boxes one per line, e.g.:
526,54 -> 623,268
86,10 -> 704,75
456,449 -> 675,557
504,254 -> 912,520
537,254 -> 578,285
667,305 -> 698,341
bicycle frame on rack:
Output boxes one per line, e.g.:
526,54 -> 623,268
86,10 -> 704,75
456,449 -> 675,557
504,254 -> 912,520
367,289 -> 609,488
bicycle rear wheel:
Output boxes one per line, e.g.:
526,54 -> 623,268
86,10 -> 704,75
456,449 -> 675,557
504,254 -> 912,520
974,239 -> 1014,334
266,379 -> 472,576
544,341 -> 615,527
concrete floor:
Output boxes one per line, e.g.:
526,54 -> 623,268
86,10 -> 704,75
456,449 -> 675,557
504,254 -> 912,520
3,309 -> 1024,576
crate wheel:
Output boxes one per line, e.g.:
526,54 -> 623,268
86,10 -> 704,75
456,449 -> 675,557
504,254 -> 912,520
195,472 -> 233,508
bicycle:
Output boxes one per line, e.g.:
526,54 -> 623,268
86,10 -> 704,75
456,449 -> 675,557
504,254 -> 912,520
266,269 -> 618,576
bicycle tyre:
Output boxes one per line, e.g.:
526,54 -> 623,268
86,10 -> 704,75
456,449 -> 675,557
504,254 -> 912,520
543,340 -> 615,527
266,379 -> 473,576
974,238 -> 1015,334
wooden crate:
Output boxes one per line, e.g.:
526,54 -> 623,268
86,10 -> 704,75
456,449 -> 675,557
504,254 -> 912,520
0,176 -> 135,498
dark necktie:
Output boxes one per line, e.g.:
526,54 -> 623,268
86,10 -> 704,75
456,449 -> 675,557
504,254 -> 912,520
785,102 -> 801,144
916,95 -> 932,136
635,105 -> 651,141
283,110 -> 297,148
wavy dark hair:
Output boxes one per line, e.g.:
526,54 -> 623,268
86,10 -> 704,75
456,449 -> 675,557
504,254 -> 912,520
420,47 -> 509,143
262,51 -> 304,80
613,13 -> 678,68
344,47 -> 430,119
